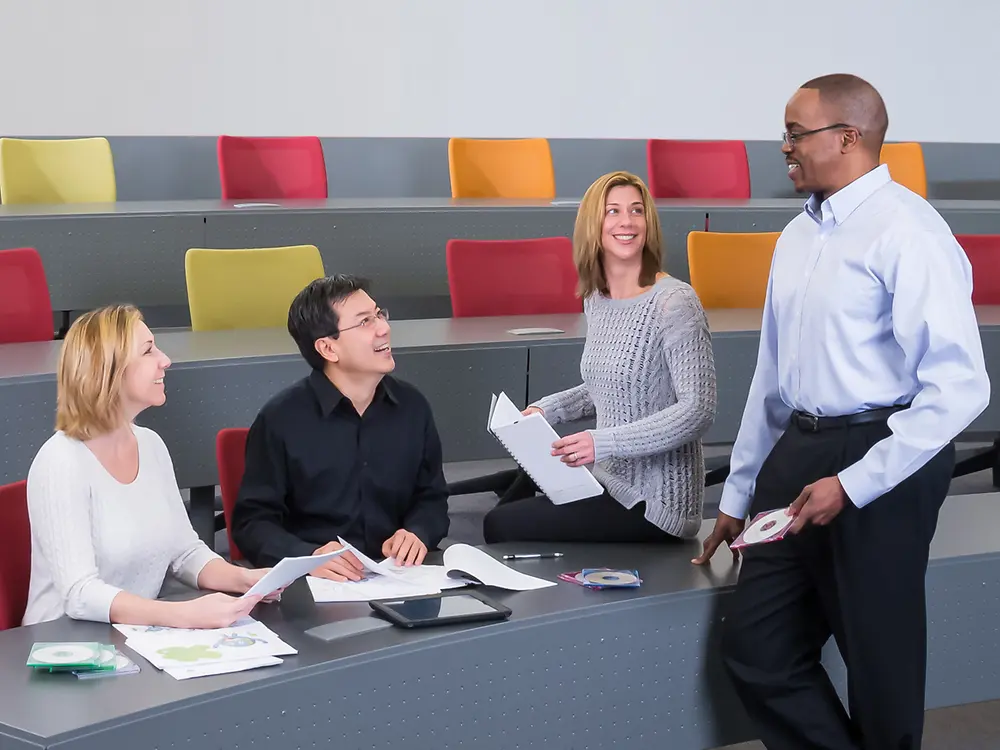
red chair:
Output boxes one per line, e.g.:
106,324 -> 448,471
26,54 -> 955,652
446,237 -> 582,317
0,480 -> 30,630
646,140 -> 751,200
217,136 -> 328,200
0,247 -> 53,344
956,235 -> 1000,305
216,428 -> 249,562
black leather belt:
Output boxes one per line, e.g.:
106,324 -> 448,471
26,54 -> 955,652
790,404 -> 909,433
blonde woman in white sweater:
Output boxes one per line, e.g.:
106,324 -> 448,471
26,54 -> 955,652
23,305 -> 271,627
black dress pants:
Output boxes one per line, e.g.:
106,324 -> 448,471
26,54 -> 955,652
482,472 -> 681,544
721,418 -> 954,750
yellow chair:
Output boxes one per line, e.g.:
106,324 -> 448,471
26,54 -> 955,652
0,137 -> 116,205
880,142 -> 927,198
448,138 -> 556,199
687,231 -> 780,309
184,245 -> 325,331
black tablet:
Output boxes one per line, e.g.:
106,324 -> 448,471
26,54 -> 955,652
369,590 -> 512,629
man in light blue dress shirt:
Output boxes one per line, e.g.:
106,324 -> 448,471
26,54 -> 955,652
693,74 -> 990,750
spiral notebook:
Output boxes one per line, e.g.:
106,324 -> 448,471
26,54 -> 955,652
487,392 -> 603,504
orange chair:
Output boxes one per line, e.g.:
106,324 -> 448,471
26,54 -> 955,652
446,237 -> 581,317
448,138 -> 556,199
0,480 -> 30,630
687,231 -> 780,309
216,428 -> 249,562
880,142 -> 927,198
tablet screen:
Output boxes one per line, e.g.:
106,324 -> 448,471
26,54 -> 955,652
381,594 -> 500,621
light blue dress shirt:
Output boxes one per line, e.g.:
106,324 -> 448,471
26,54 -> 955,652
719,164 -> 990,519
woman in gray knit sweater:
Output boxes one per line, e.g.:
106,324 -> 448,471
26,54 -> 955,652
483,171 -> 718,543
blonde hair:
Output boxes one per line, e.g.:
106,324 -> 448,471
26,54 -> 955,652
573,171 -> 663,298
56,304 -> 144,441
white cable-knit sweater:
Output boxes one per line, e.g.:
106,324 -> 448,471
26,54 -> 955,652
532,276 -> 717,537
22,426 -> 220,625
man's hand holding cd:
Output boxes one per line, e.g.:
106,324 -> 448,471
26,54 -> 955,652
787,476 -> 848,534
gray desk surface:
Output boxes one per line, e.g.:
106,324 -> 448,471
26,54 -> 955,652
0,492 -> 997,750
0,314 -> 589,382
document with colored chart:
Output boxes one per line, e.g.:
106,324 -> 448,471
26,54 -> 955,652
487,392 -> 603,504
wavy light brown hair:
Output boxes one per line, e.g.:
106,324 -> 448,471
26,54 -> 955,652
573,170 -> 663,298
56,304 -> 144,440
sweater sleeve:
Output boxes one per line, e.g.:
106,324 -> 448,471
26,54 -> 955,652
589,289 -> 717,461
530,384 -> 596,426
25,437 -> 123,623
143,430 -> 221,588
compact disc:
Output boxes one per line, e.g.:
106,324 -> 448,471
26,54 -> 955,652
742,509 -> 793,545
32,644 -> 99,665
582,570 -> 640,586
95,647 -> 117,667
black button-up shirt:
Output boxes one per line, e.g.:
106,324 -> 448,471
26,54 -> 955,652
231,370 -> 450,567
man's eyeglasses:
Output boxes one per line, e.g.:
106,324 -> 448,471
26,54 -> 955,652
782,123 -> 859,148
336,308 -> 389,335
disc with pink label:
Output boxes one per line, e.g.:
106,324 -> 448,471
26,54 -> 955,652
730,508 -> 794,550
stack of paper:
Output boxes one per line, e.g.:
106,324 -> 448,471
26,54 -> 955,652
306,540 -> 555,603
114,617 -> 295,680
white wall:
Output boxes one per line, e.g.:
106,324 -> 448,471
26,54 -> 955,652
1,0 -> 997,142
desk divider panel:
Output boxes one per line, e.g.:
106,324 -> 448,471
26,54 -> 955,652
0,214 -> 206,312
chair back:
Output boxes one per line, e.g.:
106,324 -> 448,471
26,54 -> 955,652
647,139 -> 751,199
0,247 -> 53,343
0,480 -> 30,630
217,136 -> 328,200
446,237 -> 581,317
0,137 -> 116,205
448,138 -> 555,199
185,245 -> 325,331
956,234 -> 1000,305
687,231 -> 780,308
880,142 -> 927,198
216,428 -> 249,562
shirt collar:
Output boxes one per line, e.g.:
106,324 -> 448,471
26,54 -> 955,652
307,370 -> 398,417
804,163 -> 891,226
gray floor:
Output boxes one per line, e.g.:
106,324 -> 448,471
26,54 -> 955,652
198,442 -> 1000,749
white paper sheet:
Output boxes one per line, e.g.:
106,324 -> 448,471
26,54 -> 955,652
242,548 -> 347,598
165,655 -> 283,680
506,327 -> 566,335
442,544 -> 556,591
306,573 -> 442,602
123,618 -> 296,671
335,537 -> 410,579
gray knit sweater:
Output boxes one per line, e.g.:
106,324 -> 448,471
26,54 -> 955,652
532,276 -> 717,538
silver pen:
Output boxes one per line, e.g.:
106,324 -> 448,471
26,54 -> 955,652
502,553 -> 564,560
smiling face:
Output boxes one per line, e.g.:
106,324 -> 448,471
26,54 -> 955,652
601,184 -> 647,266
782,87 -> 849,196
319,290 -> 394,376
120,321 -> 171,417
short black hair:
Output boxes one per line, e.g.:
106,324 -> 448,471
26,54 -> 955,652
287,274 -> 372,370
800,73 -> 889,155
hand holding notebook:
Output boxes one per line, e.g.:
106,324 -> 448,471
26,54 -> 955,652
488,392 -> 604,504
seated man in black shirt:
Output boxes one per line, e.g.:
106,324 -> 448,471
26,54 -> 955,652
231,274 -> 450,581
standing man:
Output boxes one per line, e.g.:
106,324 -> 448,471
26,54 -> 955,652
693,74 -> 989,749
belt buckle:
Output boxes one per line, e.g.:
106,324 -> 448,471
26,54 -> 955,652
798,413 -> 819,432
